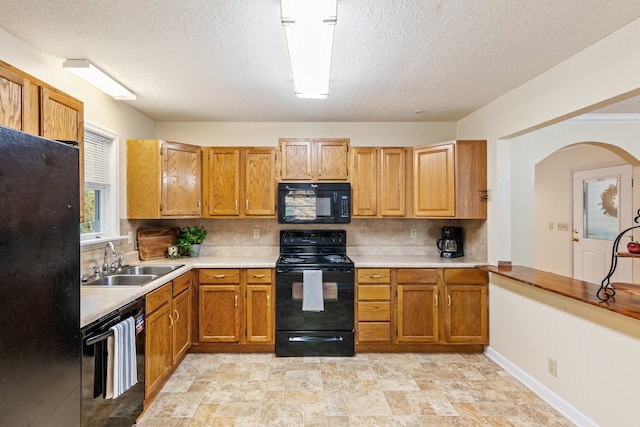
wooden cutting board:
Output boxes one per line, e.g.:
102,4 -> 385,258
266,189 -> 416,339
137,227 -> 180,260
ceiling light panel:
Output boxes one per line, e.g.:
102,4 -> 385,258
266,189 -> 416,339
281,0 -> 337,99
63,59 -> 136,100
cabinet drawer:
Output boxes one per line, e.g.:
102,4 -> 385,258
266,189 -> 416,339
444,268 -> 488,285
247,268 -> 272,284
357,268 -> 391,283
397,268 -> 439,284
358,285 -> 390,301
173,272 -> 191,296
147,282 -> 172,313
357,322 -> 391,342
199,269 -> 240,284
358,301 -> 390,321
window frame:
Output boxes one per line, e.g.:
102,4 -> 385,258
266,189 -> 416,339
80,123 -> 121,245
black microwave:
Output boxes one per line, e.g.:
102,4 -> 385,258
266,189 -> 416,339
278,182 -> 351,224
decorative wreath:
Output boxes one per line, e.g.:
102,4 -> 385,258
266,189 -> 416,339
599,183 -> 618,218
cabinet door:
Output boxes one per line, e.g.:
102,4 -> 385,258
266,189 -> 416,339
0,62 -> 38,134
455,140 -> 487,219
41,86 -> 85,222
316,139 -> 348,180
145,301 -> 172,398
380,147 -> 406,216
172,287 -> 192,363
280,140 -> 312,180
199,285 -> 241,342
162,142 -> 202,217
246,285 -> 273,343
245,148 -> 276,216
413,143 -> 455,217
396,284 -> 439,343
204,148 -> 240,216
443,269 -> 488,343
351,147 -> 377,216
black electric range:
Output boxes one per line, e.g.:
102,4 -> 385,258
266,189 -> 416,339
275,230 -> 355,356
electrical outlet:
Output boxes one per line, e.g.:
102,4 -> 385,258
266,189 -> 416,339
410,229 -> 417,238
548,357 -> 557,377
253,228 -> 260,239
127,231 -> 133,244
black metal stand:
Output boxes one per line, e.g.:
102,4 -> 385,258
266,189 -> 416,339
598,209 -> 640,301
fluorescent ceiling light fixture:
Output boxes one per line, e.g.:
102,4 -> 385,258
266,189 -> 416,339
63,59 -> 136,100
281,0 -> 337,99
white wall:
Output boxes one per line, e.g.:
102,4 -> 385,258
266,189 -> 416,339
490,275 -> 640,427
455,17 -> 640,427
155,121 -> 456,147
534,144 -> 623,276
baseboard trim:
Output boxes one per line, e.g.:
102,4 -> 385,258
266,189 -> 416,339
484,346 -> 597,427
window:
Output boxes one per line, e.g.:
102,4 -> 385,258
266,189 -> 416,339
80,125 -> 119,241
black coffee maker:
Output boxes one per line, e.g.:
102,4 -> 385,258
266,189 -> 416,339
437,226 -> 464,258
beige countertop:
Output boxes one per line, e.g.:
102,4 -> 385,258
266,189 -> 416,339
81,254 -> 485,328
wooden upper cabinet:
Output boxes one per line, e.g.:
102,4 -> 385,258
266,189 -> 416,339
413,142 -> 455,217
279,138 -> 349,181
202,147 -> 276,218
245,148 -> 276,216
351,147 -> 378,216
127,139 -> 202,219
413,140 -> 486,218
0,62 -> 38,134
352,147 -> 407,218
380,147 -> 406,216
203,148 -> 241,216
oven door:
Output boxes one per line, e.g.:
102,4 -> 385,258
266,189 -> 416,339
275,268 -> 354,356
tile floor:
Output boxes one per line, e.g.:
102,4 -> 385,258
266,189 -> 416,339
137,352 -> 574,426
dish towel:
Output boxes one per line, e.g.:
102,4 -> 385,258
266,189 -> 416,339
302,269 -> 324,311
105,316 -> 137,399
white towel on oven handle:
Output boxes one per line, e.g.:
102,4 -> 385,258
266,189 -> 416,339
302,269 -> 324,311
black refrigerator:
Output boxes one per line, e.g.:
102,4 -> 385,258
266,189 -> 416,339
0,126 -> 81,426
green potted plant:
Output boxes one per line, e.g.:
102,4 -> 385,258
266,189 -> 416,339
173,226 -> 207,257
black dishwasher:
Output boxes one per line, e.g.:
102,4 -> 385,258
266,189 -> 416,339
81,298 -> 145,426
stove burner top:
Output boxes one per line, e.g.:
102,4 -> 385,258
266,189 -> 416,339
277,230 -> 353,270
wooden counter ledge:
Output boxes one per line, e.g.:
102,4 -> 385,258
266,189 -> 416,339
480,265 -> 640,321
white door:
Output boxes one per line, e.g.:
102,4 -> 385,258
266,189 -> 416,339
572,165 -> 632,284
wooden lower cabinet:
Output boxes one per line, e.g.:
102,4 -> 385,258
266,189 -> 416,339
145,283 -> 172,401
145,272 -> 193,404
356,269 -> 392,343
443,268 -> 488,343
196,268 -> 274,350
355,267 -> 488,352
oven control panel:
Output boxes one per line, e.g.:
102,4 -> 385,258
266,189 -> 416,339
280,230 -> 346,245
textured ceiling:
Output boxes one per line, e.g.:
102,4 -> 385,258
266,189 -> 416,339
1,0 -> 640,122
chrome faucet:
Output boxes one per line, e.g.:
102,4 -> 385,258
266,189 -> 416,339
102,242 -> 116,274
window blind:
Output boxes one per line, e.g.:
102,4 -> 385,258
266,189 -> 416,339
84,130 -> 111,185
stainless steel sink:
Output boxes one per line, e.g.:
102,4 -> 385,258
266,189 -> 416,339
119,265 -> 183,276
84,274 -> 158,287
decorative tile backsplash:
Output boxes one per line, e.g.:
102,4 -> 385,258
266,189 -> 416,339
81,218 -> 486,273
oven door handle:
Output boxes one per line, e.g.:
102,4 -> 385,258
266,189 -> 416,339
287,336 -> 344,342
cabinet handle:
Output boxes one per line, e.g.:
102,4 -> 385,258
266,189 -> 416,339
267,295 -> 270,307
174,309 -> 180,321
214,274 -> 225,278
246,198 -> 249,210
169,313 -> 174,328
434,294 -> 438,306
369,274 -> 381,279
197,200 -> 201,209
447,295 -> 451,307
235,295 -> 238,307
253,274 -> 265,278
